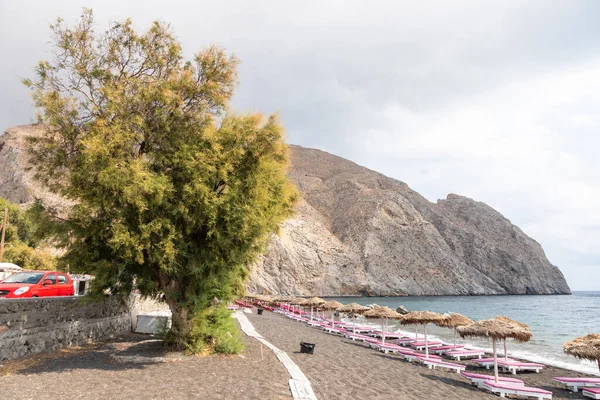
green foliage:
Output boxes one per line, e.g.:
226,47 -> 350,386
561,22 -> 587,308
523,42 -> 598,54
187,306 -> 245,355
0,197 -> 41,247
0,196 -> 58,270
25,9 -> 297,352
3,243 -> 58,270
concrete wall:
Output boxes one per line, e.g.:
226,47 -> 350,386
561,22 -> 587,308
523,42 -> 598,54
0,297 -> 130,361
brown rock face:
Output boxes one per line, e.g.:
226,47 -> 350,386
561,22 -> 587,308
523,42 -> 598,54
247,145 -> 571,296
0,126 -> 571,296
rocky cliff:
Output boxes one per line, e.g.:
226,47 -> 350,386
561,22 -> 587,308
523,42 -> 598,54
247,145 -> 571,296
0,126 -> 571,296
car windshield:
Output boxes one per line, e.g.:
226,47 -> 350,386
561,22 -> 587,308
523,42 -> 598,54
1,272 -> 44,284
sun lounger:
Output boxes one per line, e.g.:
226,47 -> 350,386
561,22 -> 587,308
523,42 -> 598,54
553,377 -> 600,393
367,331 -> 405,340
473,357 -> 515,369
410,341 -> 443,350
421,358 -> 466,373
583,388 -> 600,399
322,326 -> 347,335
499,360 -> 545,375
446,349 -> 485,361
430,345 -> 465,355
344,332 -> 378,342
460,372 -> 524,389
390,337 -> 417,346
481,380 -> 552,399
370,343 -> 410,354
403,353 -> 442,363
352,327 -> 377,333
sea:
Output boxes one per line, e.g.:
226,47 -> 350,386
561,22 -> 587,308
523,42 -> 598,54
329,291 -> 600,375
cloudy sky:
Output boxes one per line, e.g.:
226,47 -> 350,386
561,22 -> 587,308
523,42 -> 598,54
1,0 -> 599,290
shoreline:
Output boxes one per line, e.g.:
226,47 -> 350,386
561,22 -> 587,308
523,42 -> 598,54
246,309 -> 596,399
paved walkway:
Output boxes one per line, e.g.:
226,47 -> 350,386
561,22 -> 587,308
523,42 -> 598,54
235,311 -> 318,400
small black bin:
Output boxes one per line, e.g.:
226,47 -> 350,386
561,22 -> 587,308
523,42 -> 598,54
300,342 -> 315,354
257,308 -> 264,315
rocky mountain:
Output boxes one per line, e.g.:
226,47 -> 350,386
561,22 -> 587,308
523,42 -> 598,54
0,125 -> 571,296
247,145 -> 571,296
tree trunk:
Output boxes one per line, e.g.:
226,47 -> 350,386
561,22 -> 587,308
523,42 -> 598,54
158,272 -> 193,350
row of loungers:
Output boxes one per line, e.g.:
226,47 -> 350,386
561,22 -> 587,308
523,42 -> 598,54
277,309 -> 600,400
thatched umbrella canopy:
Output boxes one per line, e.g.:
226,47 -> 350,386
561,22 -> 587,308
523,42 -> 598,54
564,334 -> 600,372
320,300 -> 344,327
321,300 -> 344,310
338,303 -> 371,333
364,307 -> 403,345
399,311 -> 448,358
436,313 -> 474,349
304,297 -> 327,320
338,302 -> 370,314
458,317 -> 532,383
494,316 -> 531,360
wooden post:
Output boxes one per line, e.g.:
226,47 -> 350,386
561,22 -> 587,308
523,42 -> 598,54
0,208 -> 7,263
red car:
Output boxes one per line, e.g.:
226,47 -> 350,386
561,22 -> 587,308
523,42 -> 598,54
0,271 -> 75,298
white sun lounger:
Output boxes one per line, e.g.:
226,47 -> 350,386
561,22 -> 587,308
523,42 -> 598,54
421,358 -> 466,373
583,388 -> 600,399
322,326 -> 347,335
482,380 -> 552,399
499,360 -> 545,375
410,341 -> 443,350
553,377 -> 600,393
403,353 -> 442,363
430,345 -> 465,355
446,349 -> 485,361
371,343 -> 413,354
473,357 -> 515,369
460,372 -> 524,389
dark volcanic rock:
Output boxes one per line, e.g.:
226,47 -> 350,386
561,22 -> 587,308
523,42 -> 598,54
0,127 -> 571,296
247,145 -> 570,296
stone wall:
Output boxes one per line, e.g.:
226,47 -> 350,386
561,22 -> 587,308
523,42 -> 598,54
0,297 -> 130,361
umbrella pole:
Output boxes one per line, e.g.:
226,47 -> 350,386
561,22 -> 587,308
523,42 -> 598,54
353,315 -> 356,333
310,306 -> 313,321
381,318 -> 385,345
493,338 -> 499,383
453,328 -> 457,349
504,339 -> 507,361
415,326 -> 418,340
424,323 -> 429,358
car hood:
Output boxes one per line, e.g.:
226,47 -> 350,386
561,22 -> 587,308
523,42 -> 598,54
0,283 -> 34,291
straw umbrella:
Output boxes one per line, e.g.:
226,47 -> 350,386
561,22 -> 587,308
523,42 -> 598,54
364,306 -> 403,345
338,303 -> 370,332
436,313 -> 474,349
400,311 -> 448,358
304,297 -> 326,320
564,334 -> 600,373
495,316 -> 531,361
458,318 -> 532,383
291,298 -> 308,316
321,300 -> 344,326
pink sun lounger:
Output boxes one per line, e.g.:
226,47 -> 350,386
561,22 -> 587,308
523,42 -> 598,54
583,388 -> 600,399
391,337 -> 417,346
498,360 -> 545,375
553,377 -> 600,393
322,326 -> 347,335
430,345 -> 465,355
421,358 -> 466,373
410,341 -> 443,350
473,357 -> 515,369
460,372 -> 524,389
446,349 -> 485,361
370,343 -> 410,354
482,380 -> 552,400
403,353 -> 442,363
367,331 -> 405,339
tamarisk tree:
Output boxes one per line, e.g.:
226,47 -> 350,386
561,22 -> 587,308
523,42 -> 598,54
24,10 -> 297,352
